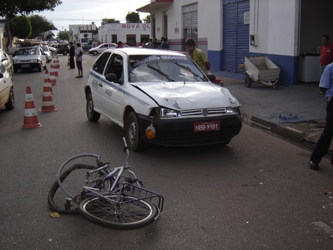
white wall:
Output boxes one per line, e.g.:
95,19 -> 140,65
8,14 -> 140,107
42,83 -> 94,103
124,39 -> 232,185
250,0 -> 299,56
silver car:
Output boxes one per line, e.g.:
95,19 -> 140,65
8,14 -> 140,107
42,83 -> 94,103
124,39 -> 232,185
42,45 -> 53,63
12,46 -> 47,73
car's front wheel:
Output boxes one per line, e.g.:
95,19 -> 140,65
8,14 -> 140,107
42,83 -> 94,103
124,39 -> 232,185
86,93 -> 100,122
5,88 -> 15,110
125,112 -> 146,151
93,51 -> 98,56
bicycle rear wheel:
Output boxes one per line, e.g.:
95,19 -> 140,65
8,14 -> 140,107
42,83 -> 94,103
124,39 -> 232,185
48,164 -> 111,214
79,194 -> 158,229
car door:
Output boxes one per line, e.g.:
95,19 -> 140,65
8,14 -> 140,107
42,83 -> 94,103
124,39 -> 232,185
0,64 -> 8,107
89,52 -> 112,115
101,53 -> 126,124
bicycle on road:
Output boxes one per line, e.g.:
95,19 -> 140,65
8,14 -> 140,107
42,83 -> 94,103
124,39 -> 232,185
48,137 -> 164,230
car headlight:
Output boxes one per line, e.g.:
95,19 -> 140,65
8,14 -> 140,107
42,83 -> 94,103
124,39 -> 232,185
153,107 -> 181,118
226,106 -> 240,115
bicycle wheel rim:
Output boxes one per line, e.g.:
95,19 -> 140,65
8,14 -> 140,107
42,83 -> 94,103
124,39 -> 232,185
48,164 -> 111,214
79,194 -> 158,230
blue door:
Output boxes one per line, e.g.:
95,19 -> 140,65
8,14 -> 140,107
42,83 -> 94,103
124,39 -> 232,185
222,0 -> 250,73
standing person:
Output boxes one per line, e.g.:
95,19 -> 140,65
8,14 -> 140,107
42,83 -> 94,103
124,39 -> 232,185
320,34 -> 333,75
75,43 -> 83,78
116,41 -> 123,48
69,42 -> 75,69
185,38 -> 210,75
309,62 -> 333,170
146,39 -> 154,48
161,37 -> 169,49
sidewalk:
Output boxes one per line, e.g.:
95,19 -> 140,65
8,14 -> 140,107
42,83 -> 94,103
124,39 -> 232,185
215,71 -> 328,150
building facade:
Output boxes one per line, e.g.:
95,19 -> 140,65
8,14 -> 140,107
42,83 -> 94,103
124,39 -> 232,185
98,23 -> 151,47
137,0 -> 333,86
69,23 -> 98,48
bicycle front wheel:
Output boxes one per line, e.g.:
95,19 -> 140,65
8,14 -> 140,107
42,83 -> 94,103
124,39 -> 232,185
79,194 -> 158,229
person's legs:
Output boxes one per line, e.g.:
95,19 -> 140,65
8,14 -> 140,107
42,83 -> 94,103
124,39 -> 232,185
310,100 -> 333,167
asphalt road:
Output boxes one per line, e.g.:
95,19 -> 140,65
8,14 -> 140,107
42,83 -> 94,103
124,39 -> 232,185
0,53 -> 332,250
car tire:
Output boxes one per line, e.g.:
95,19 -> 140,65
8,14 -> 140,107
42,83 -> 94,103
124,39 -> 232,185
86,93 -> 100,122
38,63 -> 42,72
245,73 -> 252,88
63,52 -> 68,56
5,88 -> 15,110
14,67 -> 18,74
125,112 -> 146,151
93,51 -> 98,56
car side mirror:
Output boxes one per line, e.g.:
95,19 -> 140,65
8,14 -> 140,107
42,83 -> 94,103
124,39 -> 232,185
105,73 -> 119,83
206,73 -> 216,82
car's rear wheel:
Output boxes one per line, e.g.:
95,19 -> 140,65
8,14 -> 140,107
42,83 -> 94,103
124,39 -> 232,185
86,93 -> 100,122
5,88 -> 15,110
93,51 -> 98,56
125,112 -> 146,151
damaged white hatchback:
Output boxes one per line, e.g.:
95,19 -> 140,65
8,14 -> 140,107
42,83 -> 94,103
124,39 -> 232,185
85,48 -> 242,151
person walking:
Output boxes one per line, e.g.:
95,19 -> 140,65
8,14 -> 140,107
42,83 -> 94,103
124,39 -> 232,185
75,43 -> 84,78
320,34 -> 333,75
185,38 -> 210,75
309,62 -> 333,170
69,42 -> 75,69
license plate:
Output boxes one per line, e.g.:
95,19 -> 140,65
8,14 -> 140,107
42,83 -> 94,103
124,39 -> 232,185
193,120 -> 220,132
21,64 -> 30,68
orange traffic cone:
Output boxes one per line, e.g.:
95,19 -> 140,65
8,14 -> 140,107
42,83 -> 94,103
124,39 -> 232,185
22,86 -> 42,128
50,60 -> 58,77
50,74 -> 57,86
44,69 -> 53,94
39,80 -> 58,112
55,56 -> 60,69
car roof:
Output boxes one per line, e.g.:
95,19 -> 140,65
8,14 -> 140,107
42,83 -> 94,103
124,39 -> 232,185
105,48 -> 186,57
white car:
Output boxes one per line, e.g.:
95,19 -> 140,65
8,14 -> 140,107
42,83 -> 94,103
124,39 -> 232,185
0,49 -> 13,76
41,45 -> 53,62
13,46 -> 47,73
0,63 -> 14,110
85,48 -> 242,151
89,43 -> 117,55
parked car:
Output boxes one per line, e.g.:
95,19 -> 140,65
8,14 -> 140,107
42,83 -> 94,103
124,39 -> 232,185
85,48 -> 242,151
56,44 -> 69,55
0,63 -> 14,110
88,43 -> 117,55
12,46 -> 47,73
0,49 -> 13,76
41,45 -> 53,62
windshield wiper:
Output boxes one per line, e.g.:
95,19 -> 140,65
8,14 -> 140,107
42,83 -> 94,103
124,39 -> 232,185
173,62 -> 205,81
147,64 -> 174,82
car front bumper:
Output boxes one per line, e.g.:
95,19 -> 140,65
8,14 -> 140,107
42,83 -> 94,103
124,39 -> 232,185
14,63 -> 41,71
137,114 -> 242,147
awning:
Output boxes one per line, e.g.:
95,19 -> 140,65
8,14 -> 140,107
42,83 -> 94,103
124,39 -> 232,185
136,0 -> 174,13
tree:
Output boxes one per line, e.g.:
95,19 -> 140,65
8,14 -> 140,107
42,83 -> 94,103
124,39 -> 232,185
1,0 -> 62,20
9,15 -> 32,39
58,30 -> 70,41
29,15 -> 57,39
126,12 -> 141,23
143,15 -> 151,23
101,18 -> 120,25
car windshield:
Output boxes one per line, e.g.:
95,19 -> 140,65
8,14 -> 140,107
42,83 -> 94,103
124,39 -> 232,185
129,55 -> 207,83
17,48 -> 38,55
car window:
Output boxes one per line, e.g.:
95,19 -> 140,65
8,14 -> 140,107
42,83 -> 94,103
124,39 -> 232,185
92,52 -> 111,74
105,54 -> 124,82
129,55 -> 207,83
17,48 -> 38,55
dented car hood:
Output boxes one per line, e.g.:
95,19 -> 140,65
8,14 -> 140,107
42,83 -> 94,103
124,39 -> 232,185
132,82 -> 240,109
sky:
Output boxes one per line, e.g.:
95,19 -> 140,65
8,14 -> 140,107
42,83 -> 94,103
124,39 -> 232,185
38,0 -> 150,32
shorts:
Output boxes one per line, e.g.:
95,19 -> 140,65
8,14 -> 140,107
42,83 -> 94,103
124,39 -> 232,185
76,60 -> 82,70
